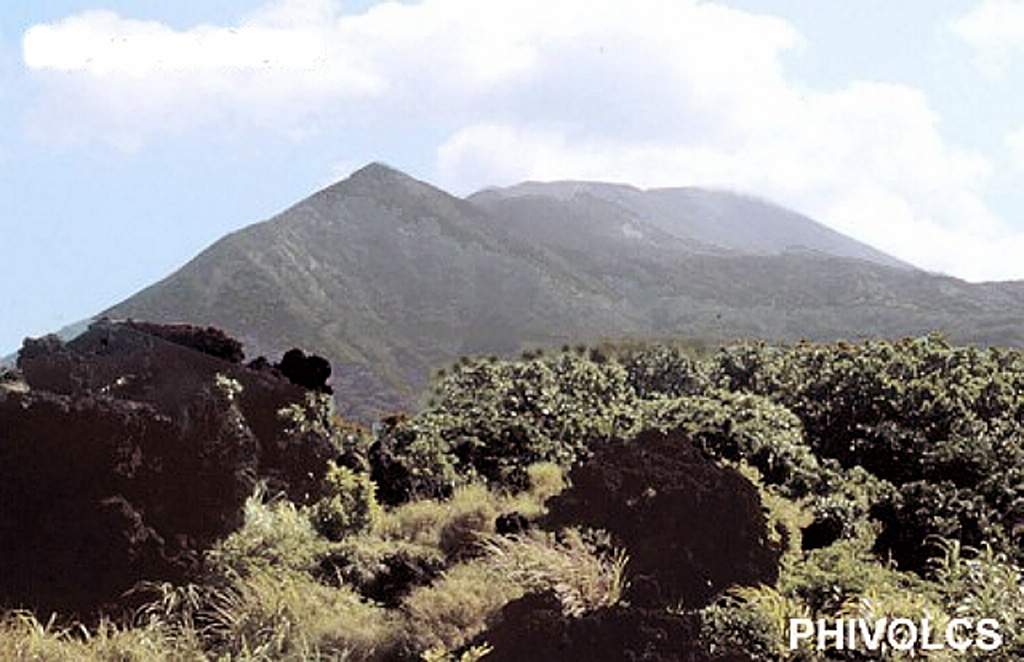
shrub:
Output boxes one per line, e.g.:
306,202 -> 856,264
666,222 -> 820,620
700,586 -> 811,661
206,487 -> 329,577
376,350 -> 641,496
872,480 -> 1006,574
641,391 -> 823,498
310,462 -> 382,541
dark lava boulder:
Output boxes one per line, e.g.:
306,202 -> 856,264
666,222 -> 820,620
2,320 -> 340,620
276,348 -> 333,394
475,591 -> 751,662
543,428 -> 781,609
123,320 -> 245,363
18,319 -> 338,502
0,387 -> 254,619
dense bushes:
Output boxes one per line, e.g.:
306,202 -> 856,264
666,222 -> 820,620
370,350 -> 641,501
11,332 -> 1024,659
365,336 -> 1024,576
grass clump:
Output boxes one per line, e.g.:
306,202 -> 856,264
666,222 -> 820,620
206,488 -> 330,576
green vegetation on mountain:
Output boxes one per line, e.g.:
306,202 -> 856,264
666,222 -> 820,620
101,163 -> 1024,419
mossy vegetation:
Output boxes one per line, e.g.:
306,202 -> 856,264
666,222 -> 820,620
7,334 -> 1024,659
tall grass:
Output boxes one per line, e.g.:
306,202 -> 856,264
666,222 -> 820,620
0,461 -> 594,661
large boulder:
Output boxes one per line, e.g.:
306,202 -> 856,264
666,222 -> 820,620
475,591 -> 751,662
472,428 -> 777,660
2,320 -> 340,620
276,347 -> 333,394
18,319 -> 338,501
0,387 -> 254,619
543,428 -> 781,609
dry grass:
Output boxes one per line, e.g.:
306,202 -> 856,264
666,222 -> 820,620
401,561 -> 523,655
478,529 -> 628,617
0,464 -> 577,661
0,611 -> 202,662
207,488 -> 330,576
203,568 -> 401,661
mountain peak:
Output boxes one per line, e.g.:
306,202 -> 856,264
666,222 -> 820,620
327,162 -> 448,203
347,161 -> 405,181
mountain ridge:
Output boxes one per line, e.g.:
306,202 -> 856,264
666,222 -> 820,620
88,162 -> 1024,419
469,179 -> 911,269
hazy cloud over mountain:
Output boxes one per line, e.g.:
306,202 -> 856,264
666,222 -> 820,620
4,1 -> 1024,353
20,0 -> 1023,282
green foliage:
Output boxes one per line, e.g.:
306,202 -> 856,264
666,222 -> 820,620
700,586 -> 812,661
20,334 -> 1024,659
310,462 -> 382,541
641,391 -> 823,497
930,540 -> 1024,659
280,391 -> 373,468
207,487 -> 329,577
378,349 -> 641,493
617,340 -> 711,398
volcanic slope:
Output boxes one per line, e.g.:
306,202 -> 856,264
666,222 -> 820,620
103,163 -> 1024,418
469,180 -> 911,267
102,164 -> 645,416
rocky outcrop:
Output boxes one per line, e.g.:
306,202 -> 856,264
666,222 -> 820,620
276,347 -> 333,394
0,387 -> 255,619
474,591 -> 751,662
2,321 -> 340,620
123,320 -> 246,363
543,428 -> 781,610
18,320 -> 338,501
471,427 -> 776,660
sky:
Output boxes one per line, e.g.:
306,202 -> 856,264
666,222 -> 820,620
2,0 -> 1024,355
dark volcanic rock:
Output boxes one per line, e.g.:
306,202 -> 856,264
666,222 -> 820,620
0,387 -> 255,619
495,512 -> 531,536
475,428 -> 775,660
276,348 -> 333,394
18,320 -> 337,502
3,320 -> 340,620
317,548 -> 444,608
543,428 -> 781,609
124,320 -> 245,363
475,591 -> 751,662
801,513 -> 846,551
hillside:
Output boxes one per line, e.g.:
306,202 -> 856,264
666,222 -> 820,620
102,164 -> 645,415
100,162 -> 1024,419
469,180 -> 911,268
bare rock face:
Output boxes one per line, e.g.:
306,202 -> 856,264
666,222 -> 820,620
543,428 -> 782,610
3,320 -> 339,621
0,388 -> 255,619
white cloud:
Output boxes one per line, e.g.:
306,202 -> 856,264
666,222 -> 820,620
436,77 -> 1009,280
20,0 -> 1020,281
21,0 -> 800,145
1008,126 -> 1024,171
950,0 -> 1024,78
